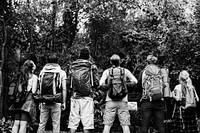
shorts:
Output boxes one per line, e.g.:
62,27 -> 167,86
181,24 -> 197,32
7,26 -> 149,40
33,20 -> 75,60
14,111 -> 30,122
68,97 -> 94,130
103,101 -> 130,126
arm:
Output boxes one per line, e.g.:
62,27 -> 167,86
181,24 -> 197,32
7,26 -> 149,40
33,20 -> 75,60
135,71 -> 143,94
32,75 -> 38,93
91,65 -> 99,88
125,69 -> 138,93
125,69 -> 138,84
193,88 -> 199,102
99,69 -> 109,86
172,85 -> 182,101
99,69 -> 110,91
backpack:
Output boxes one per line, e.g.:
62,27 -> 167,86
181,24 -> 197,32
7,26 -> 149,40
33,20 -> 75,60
36,64 -> 63,103
107,67 -> 127,101
70,59 -> 94,97
142,64 -> 163,101
181,84 -> 198,109
8,81 -> 31,107
8,82 -> 18,104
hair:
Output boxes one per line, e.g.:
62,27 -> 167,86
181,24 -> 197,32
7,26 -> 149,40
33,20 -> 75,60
79,48 -> 90,60
178,70 -> 194,89
19,60 -> 36,85
149,59 -> 157,64
110,60 -> 120,66
146,55 -> 158,64
47,54 -> 58,63
110,54 -> 121,66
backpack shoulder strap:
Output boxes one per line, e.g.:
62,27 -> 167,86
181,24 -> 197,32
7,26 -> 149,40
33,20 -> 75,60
109,67 -> 114,77
58,70 -> 62,88
119,67 -> 125,79
142,69 -> 148,85
39,71 -> 45,94
120,67 -> 125,75
90,65 -> 94,87
52,73 -> 57,95
107,68 -> 114,87
120,68 -> 126,86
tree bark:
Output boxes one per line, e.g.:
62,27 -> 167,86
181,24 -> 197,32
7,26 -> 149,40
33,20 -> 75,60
0,16 -> 6,118
51,0 -> 57,51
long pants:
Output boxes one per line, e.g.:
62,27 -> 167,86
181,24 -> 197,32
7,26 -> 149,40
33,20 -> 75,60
37,103 -> 61,133
140,100 -> 165,133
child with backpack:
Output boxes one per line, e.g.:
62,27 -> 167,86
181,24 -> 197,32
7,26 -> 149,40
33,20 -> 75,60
171,70 -> 199,133
138,55 -> 167,133
99,54 -> 138,133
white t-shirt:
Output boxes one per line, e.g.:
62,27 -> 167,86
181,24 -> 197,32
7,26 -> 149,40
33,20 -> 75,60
27,74 -> 38,93
99,67 -> 138,102
172,84 -> 199,102
39,63 -> 67,94
39,63 -> 67,105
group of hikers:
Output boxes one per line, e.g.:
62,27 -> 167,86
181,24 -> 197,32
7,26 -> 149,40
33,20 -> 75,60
8,47 -> 199,133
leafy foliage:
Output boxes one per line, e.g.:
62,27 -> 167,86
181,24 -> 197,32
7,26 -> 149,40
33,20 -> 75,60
1,0 -> 200,132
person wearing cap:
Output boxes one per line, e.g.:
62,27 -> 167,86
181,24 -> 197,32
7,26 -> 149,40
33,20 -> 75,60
137,54 -> 166,133
99,54 -> 138,133
171,70 -> 199,133
68,48 -> 99,133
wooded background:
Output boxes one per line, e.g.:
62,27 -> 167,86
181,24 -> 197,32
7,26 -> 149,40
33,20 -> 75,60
0,0 -> 200,132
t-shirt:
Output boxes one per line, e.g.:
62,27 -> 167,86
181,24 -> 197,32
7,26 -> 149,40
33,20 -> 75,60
39,63 -> 67,105
27,74 -> 38,93
172,84 -> 199,102
99,67 -> 138,102
39,63 -> 67,84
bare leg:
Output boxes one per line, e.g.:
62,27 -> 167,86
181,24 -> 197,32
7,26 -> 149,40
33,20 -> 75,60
122,125 -> 130,133
70,128 -> 76,133
18,121 -> 28,133
12,120 -> 20,133
103,125 -> 111,133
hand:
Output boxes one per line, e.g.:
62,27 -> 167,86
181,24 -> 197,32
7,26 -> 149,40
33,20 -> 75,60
99,84 -> 109,91
127,83 -> 135,88
91,65 -> 97,70
61,103 -> 66,110
18,84 -> 23,92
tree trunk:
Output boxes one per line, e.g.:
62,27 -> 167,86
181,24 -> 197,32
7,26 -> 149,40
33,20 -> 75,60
51,0 -> 57,51
0,17 -> 6,118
